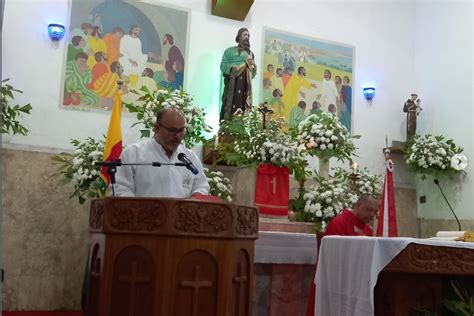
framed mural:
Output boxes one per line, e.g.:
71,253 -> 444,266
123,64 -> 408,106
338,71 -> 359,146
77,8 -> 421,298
61,0 -> 189,112
260,28 -> 354,132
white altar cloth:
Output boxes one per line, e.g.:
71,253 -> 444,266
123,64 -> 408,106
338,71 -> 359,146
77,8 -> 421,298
254,231 -> 317,264
314,236 -> 474,316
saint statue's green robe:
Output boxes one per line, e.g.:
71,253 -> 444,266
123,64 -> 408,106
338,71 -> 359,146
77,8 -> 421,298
219,46 -> 257,121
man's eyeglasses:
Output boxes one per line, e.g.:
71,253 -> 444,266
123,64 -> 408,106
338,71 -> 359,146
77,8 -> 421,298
158,123 -> 187,135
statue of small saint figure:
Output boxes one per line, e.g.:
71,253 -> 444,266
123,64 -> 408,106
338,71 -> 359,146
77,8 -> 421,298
403,93 -> 422,140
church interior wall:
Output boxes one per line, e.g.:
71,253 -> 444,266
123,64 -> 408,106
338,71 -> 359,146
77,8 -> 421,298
412,0 -> 473,221
1,0 -> 473,310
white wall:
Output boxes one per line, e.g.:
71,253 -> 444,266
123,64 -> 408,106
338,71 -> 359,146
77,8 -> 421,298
413,0 -> 473,220
3,1 -> 471,213
2,0 -> 417,171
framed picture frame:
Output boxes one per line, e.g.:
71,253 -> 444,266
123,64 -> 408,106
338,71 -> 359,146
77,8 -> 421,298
61,0 -> 189,113
260,27 -> 355,133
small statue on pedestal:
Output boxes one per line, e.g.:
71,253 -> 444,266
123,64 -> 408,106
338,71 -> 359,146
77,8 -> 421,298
403,93 -> 422,141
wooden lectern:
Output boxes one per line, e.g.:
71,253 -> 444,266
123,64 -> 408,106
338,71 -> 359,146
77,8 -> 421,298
85,197 -> 259,316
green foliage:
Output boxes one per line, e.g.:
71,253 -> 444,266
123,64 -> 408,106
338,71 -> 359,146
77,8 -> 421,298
51,137 -> 104,204
1,79 -> 32,136
124,86 -> 212,148
444,280 -> 474,316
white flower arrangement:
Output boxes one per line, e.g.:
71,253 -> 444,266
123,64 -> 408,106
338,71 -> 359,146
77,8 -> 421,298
259,134 -> 303,167
219,108 -> 309,180
298,167 -> 382,230
301,173 -> 357,231
220,108 -> 286,165
125,87 -> 212,148
296,112 -> 358,161
204,168 -> 233,202
52,137 -> 104,204
353,167 -> 384,195
405,134 -> 466,179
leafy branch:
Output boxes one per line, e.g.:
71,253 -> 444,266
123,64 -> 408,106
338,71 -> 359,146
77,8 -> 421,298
1,79 -> 32,136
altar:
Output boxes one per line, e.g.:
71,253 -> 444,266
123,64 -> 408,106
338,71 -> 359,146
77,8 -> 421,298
313,236 -> 474,316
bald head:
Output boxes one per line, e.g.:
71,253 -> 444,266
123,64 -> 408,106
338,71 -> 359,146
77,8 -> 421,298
353,193 -> 379,224
154,107 -> 186,157
156,107 -> 184,124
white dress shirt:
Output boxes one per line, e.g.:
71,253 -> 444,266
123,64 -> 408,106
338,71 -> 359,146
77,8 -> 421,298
113,139 -> 210,198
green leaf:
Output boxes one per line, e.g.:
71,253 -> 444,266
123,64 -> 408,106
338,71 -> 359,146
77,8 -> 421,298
140,129 -> 151,138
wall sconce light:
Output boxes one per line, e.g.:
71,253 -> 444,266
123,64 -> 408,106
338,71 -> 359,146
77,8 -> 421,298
47,23 -> 65,42
363,87 -> 376,101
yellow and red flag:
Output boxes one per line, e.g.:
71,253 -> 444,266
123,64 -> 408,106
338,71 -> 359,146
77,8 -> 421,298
98,88 -> 123,196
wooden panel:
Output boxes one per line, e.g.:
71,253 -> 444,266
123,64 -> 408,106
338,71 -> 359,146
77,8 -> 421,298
109,245 -> 155,316
375,244 -> 474,315
375,273 -> 442,316
384,243 -> 474,275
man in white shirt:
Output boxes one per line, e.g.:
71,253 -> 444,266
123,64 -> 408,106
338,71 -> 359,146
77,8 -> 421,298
114,107 -> 210,198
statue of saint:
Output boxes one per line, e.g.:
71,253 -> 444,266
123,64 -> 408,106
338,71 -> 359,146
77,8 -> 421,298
219,28 -> 257,122
403,93 -> 422,140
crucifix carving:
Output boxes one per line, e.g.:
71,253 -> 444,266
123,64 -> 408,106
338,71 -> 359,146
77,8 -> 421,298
258,102 -> 273,129
118,260 -> 151,316
180,265 -> 213,316
232,261 -> 248,316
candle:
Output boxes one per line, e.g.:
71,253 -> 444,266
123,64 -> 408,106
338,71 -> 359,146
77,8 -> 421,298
352,162 -> 358,173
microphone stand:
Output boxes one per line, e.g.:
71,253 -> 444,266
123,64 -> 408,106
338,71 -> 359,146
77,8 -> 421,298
433,178 -> 462,231
95,160 -> 187,197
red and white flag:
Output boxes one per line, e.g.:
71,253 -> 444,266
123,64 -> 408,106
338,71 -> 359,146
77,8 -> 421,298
376,158 -> 398,237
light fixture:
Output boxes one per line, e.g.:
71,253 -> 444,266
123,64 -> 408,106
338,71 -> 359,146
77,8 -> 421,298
47,23 -> 65,41
363,87 -> 376,101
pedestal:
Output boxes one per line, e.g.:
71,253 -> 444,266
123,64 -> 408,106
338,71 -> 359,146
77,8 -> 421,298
318,159 -> 329,179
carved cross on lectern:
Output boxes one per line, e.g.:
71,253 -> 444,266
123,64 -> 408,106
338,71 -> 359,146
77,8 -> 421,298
118,260 -> 151,316
180,265 -> 213,316
233,261 -> 248,316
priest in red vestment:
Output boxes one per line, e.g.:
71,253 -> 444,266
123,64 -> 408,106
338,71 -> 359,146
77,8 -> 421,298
325,193 -> 379,236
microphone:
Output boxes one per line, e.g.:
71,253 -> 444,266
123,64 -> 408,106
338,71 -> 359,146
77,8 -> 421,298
95,160 -> 122,167
433,178 -> 462,231
178,153 -> 199,175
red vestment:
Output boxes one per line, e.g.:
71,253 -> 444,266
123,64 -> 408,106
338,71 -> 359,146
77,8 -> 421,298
325,209 -> 373,236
